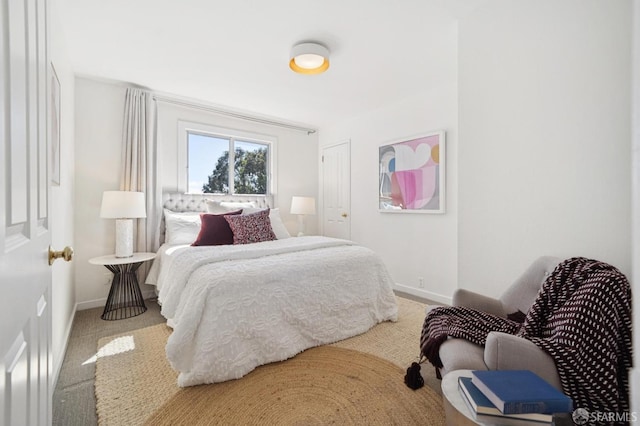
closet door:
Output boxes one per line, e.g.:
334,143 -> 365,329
322,141 -> 351,239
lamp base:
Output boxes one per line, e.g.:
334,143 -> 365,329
115,218 -> 134,258
297,215 -> 305,237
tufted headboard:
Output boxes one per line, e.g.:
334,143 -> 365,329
160,192 -> 273,244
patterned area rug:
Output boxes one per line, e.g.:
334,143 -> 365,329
94,297 -> 444,425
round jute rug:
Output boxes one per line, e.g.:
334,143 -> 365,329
144,345 -> 443,425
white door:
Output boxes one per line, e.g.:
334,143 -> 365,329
0,0 -> 53,424
322,141 -> 351,239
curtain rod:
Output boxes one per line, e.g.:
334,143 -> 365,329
152,95 -> 317,135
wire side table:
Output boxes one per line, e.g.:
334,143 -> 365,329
89,252 -> 156,321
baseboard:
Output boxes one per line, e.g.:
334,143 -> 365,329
76,289 -> 157,311
57,287 -> 156,388
393,283 -> 452,305
52,302 -> 77,390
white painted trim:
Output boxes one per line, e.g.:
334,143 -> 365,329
141,289 -> 158,302
319,139 -> 351,239
52,286 -> 157,388
156,95 -> 316,134
75,297 -> 108,311
320,139 -> 351,150
176,120 -> 277,195
51,303 -> 77,390
393,283 -> 452,306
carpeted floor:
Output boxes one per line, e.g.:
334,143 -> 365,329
53,300 -> 166,426
54,294 -> 442,425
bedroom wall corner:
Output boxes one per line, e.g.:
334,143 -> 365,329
319,72 -> 459,303
74,77 -> 129,307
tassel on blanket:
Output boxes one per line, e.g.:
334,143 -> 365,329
421,334 -> 447,369
404,362 -> 424,390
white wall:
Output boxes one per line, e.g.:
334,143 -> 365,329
319,26 -> 458,304
74,77 -> 319,306
457,0 -> 632,297
50,0 -> 76,382
74,78 -> 128,307
631,0 -> 639,417
320,0 -> 632,305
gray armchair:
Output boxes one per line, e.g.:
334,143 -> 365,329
430,256 -> 563,390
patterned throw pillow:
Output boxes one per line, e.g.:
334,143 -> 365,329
241,208 -> 291,239
224,208 -> 276,244
191,210 -> 242,246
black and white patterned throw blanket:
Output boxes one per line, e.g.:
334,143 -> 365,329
420,257 -> 632,413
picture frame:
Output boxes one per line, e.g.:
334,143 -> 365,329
50,63 -> 61,185
378,130 -> 445,213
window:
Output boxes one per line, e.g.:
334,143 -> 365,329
178,122 -> 275,195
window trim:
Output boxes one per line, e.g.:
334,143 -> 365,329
177,121 -> 277,195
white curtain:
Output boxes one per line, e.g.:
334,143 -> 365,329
120,88 -> 161,275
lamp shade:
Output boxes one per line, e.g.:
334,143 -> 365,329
100,191 -> 146,219
290,196 -> 316,215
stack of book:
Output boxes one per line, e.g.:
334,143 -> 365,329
458,370 -> 573,425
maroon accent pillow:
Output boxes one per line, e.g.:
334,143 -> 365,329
191,210 -> 242,246
224,208 -> 276,245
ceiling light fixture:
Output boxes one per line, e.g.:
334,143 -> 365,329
289,42 -> 330,75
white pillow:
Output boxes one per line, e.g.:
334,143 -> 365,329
242,207 -> 291,239
164,209 -> 201,245
206,200 -> 256,214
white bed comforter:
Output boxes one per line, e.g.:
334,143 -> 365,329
153,236 -> 398,387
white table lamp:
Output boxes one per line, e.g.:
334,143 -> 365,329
290,196 -> 316,237
100,191 -> 146,258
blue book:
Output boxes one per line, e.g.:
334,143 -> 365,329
459,377 -> 552,423
471,370 -> 573,415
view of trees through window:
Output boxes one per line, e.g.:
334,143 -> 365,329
188,133 -> 268,194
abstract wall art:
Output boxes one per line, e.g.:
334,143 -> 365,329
379,131 -> 445,213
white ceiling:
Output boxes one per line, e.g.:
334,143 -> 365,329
57,0 -> 479,129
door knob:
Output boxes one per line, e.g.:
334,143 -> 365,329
48,246 -> 74,265
341,213 -> 348,218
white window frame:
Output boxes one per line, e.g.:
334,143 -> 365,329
177,121 -> 277,195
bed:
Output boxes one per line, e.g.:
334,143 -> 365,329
146,193 -> 398,387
